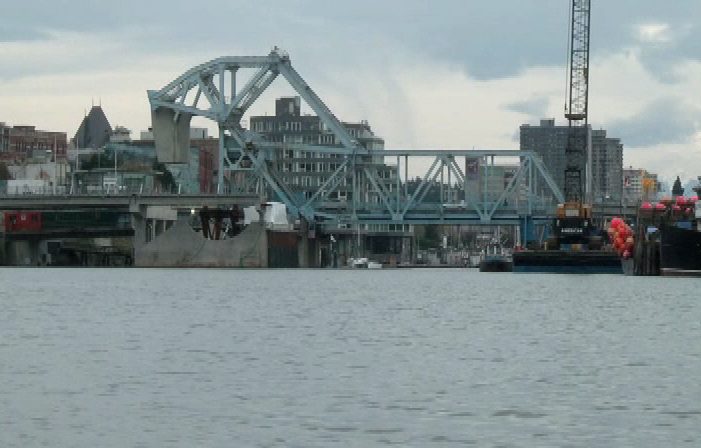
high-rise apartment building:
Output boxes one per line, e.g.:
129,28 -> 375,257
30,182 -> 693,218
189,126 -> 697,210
591,129 -> 623,203
520,119 -> 576,198
520,119 -> 623,204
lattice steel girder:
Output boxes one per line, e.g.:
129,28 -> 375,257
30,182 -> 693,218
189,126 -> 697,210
240,145 -> 565,224
564,0 -> 591,203
149,48 -> 361,150
274,62 -> 359,150
149,48 -> 368,196
486,158 -> 530,220
329,214 -> 555,226
149,51 -> 565,225
151,55 -> 285,100
319,152 -> 559,225
566,0 -> 591,121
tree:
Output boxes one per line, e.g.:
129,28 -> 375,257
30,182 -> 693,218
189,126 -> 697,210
0,162 -> 12,180
672,176 -> 684,197
417,224 -> 442,249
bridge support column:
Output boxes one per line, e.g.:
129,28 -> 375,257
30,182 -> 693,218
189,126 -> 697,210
5,240 -> 40,266
0,235 -> 6,265
402,235 -> 413,265
298,218 -> 310,268
519,217 -> 536,247
131,209 -> 148,245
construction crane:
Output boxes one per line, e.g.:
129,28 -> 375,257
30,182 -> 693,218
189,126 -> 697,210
513,0 -> 623,272
564,0 -> 591,204
552,0 -> 595,242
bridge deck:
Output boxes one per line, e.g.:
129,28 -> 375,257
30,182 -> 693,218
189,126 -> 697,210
0,194 -> 260,210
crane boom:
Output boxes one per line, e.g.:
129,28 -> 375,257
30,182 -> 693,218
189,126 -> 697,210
564,0 -> 591,203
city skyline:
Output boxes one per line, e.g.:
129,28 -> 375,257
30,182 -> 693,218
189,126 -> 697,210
1,0 -> 700,185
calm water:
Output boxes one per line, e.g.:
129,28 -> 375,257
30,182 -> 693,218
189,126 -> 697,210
1,268 -> 700,447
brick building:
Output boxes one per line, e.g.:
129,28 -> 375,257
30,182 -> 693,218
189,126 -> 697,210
0,122 -> 67,162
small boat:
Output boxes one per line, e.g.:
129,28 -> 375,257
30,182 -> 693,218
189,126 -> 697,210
349,257 -> 382,269
367,261 -> 383,269
350,257 -> 368,268
479,245 -> 513,272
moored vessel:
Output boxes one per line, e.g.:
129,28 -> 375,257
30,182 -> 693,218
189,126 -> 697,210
479,255 -> 513,273
626,193 -> 701,276
658,194 -> 701,276
513,250 -> 622,274
478,244 -> 512,272
512,203 -> 622,274
659,221 -> 701,276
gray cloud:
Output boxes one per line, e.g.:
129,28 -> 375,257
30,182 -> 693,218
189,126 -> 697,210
0,24 -> 47,42
2,0 -> 700,82
505,96 -> 550,118
610,97 -> 700,147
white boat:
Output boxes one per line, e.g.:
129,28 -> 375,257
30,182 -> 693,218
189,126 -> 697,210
367,261 -> 383,269
349,257 -> 382,269
350,257 -> 368,268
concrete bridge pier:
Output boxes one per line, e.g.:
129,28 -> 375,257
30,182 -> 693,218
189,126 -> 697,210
297,218 -> 312,268
4,239 -> 40,266
130,205 -> 179,247
131,204 -> 271,268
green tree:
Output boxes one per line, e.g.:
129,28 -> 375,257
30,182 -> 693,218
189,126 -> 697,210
417,225 -> 442,248
672,176 -> 684,197
0,162 -> 12,180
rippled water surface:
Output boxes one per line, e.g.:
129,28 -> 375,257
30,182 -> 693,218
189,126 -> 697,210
1,268 -> 700,447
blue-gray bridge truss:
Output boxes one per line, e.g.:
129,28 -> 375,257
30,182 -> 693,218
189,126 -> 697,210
148,49 -> 565,239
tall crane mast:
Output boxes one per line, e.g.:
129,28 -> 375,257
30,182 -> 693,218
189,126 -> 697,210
564,0 -> 591,204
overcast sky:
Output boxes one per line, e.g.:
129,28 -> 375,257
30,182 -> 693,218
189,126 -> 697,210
1,0 -> 700,184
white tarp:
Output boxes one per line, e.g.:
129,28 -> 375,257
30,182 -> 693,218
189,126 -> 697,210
244,202 -> 289,228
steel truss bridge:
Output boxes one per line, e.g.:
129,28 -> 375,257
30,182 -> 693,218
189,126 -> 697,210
148,49 -> 564,238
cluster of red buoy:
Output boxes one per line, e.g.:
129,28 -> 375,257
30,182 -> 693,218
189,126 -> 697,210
608,217 -> 634,259
640,196 -> 698,217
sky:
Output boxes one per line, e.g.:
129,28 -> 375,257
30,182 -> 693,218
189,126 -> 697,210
1,0 -> 700,187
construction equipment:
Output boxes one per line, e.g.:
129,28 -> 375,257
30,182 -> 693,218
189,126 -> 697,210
564,0 -> 591,205
554,0 -> 598,250
513,0 -> 622,273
